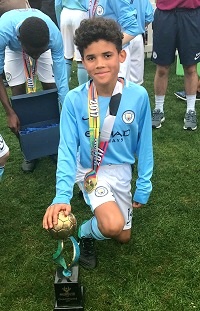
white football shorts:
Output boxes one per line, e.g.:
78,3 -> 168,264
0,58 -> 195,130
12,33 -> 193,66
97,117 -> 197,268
4,46 -> 55,86
76,162 -> 133,230
60,7 -> 88,61
0,134 -> 9,158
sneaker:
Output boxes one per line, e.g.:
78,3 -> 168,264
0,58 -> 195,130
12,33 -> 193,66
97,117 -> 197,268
21,159 -> 37,172
175,90 -> 200,101
183,110 -> 197,130
174,90 -> 187,101
152,109 -> 165,129
79,237 -> 97,270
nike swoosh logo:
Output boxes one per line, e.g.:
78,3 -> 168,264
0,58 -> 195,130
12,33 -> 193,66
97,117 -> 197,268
82,117 -> 89,120
194,53 -> 200,60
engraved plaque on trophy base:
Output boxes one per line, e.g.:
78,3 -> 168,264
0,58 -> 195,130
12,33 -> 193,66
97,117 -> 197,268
54,265 -> 84,311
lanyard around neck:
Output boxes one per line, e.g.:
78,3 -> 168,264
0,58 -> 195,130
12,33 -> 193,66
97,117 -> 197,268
22,51 -> 37,93
88,79 -> 123,172
88,0 -> 99,18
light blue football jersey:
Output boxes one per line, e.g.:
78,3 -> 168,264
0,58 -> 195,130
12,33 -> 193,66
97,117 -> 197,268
0,8 -> 68,104
131,0 -> 154,34
92,0 -> 139,36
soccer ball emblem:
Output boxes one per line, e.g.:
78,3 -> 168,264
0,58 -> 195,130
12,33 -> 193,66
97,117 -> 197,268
48,212 -> 77,240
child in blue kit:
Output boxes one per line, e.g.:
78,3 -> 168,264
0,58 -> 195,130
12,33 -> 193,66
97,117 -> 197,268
43,17 -> 153,270
0,8 -> 68,172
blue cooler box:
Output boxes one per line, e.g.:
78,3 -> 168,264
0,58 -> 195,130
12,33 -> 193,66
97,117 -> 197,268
11,89 -> 60,161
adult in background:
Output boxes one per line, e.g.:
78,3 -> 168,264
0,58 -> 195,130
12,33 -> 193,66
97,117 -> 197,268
0,8 -> 68,171
151,0 -> 200,130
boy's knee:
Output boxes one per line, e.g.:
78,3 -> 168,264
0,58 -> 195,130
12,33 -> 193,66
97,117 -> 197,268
116,229 -> 132,244
99,218 -> 125,238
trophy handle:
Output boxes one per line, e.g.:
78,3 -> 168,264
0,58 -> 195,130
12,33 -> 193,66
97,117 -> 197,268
53,237 -> 80,277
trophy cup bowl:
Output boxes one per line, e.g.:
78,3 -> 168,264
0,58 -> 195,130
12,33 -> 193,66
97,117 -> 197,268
48,212 -> 77,240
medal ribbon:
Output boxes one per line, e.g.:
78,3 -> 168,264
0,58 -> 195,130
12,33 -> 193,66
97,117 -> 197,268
22,51 -> 37,93
88,79 -> 123,173
88,0 -> 99,18
53,237 -> 80,278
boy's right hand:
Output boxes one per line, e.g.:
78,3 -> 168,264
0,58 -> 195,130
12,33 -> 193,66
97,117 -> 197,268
43,203 -> 71,230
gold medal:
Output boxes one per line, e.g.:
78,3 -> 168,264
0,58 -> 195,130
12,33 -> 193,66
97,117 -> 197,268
84,170 -> 98,193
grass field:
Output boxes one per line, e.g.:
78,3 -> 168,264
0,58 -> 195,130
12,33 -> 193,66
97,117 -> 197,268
1,59 -> 200,311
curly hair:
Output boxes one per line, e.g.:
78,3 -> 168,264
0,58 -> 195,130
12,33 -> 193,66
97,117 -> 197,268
74,17 -> 124,58
19,17 -> 49,48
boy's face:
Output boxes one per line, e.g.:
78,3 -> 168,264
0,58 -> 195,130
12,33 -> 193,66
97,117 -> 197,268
82,40 -> 126,89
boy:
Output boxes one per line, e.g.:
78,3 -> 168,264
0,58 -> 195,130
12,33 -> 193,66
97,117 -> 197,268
0,8 -> 68,171
87,0 -> 139,79
43,17 -> 153,270
0,135 -> 9,182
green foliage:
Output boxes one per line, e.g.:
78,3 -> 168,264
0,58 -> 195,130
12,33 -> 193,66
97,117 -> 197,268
0,60 -> 200,311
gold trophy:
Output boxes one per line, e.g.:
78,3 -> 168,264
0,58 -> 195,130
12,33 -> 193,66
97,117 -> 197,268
49,212 -> 84,311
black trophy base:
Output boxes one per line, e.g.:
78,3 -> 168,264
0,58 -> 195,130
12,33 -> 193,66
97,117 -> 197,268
54,286 -> 84,311
54,266 -> 84,311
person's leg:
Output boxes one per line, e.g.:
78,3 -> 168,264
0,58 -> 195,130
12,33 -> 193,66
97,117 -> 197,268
0,135 -> 9,181
41,82 -> 56,90
10,84 -> 26,95
77,61 -> 88,85
184,64 -> 198,108
78,163 -> 133,269
183,64 -> 198,130
4,48 -> 37,172
60,7 -> 74,85
4,48 -> 27,94
151,9 -> 177,129
177,7 -> 200,130
78,201 -> 129,269
37,50 -> 56,88
65,58 -> 73,84
152,64 -> 170,128
118,46 -> 130,79
129,34 -> 144,84
73,9 -> 89,85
